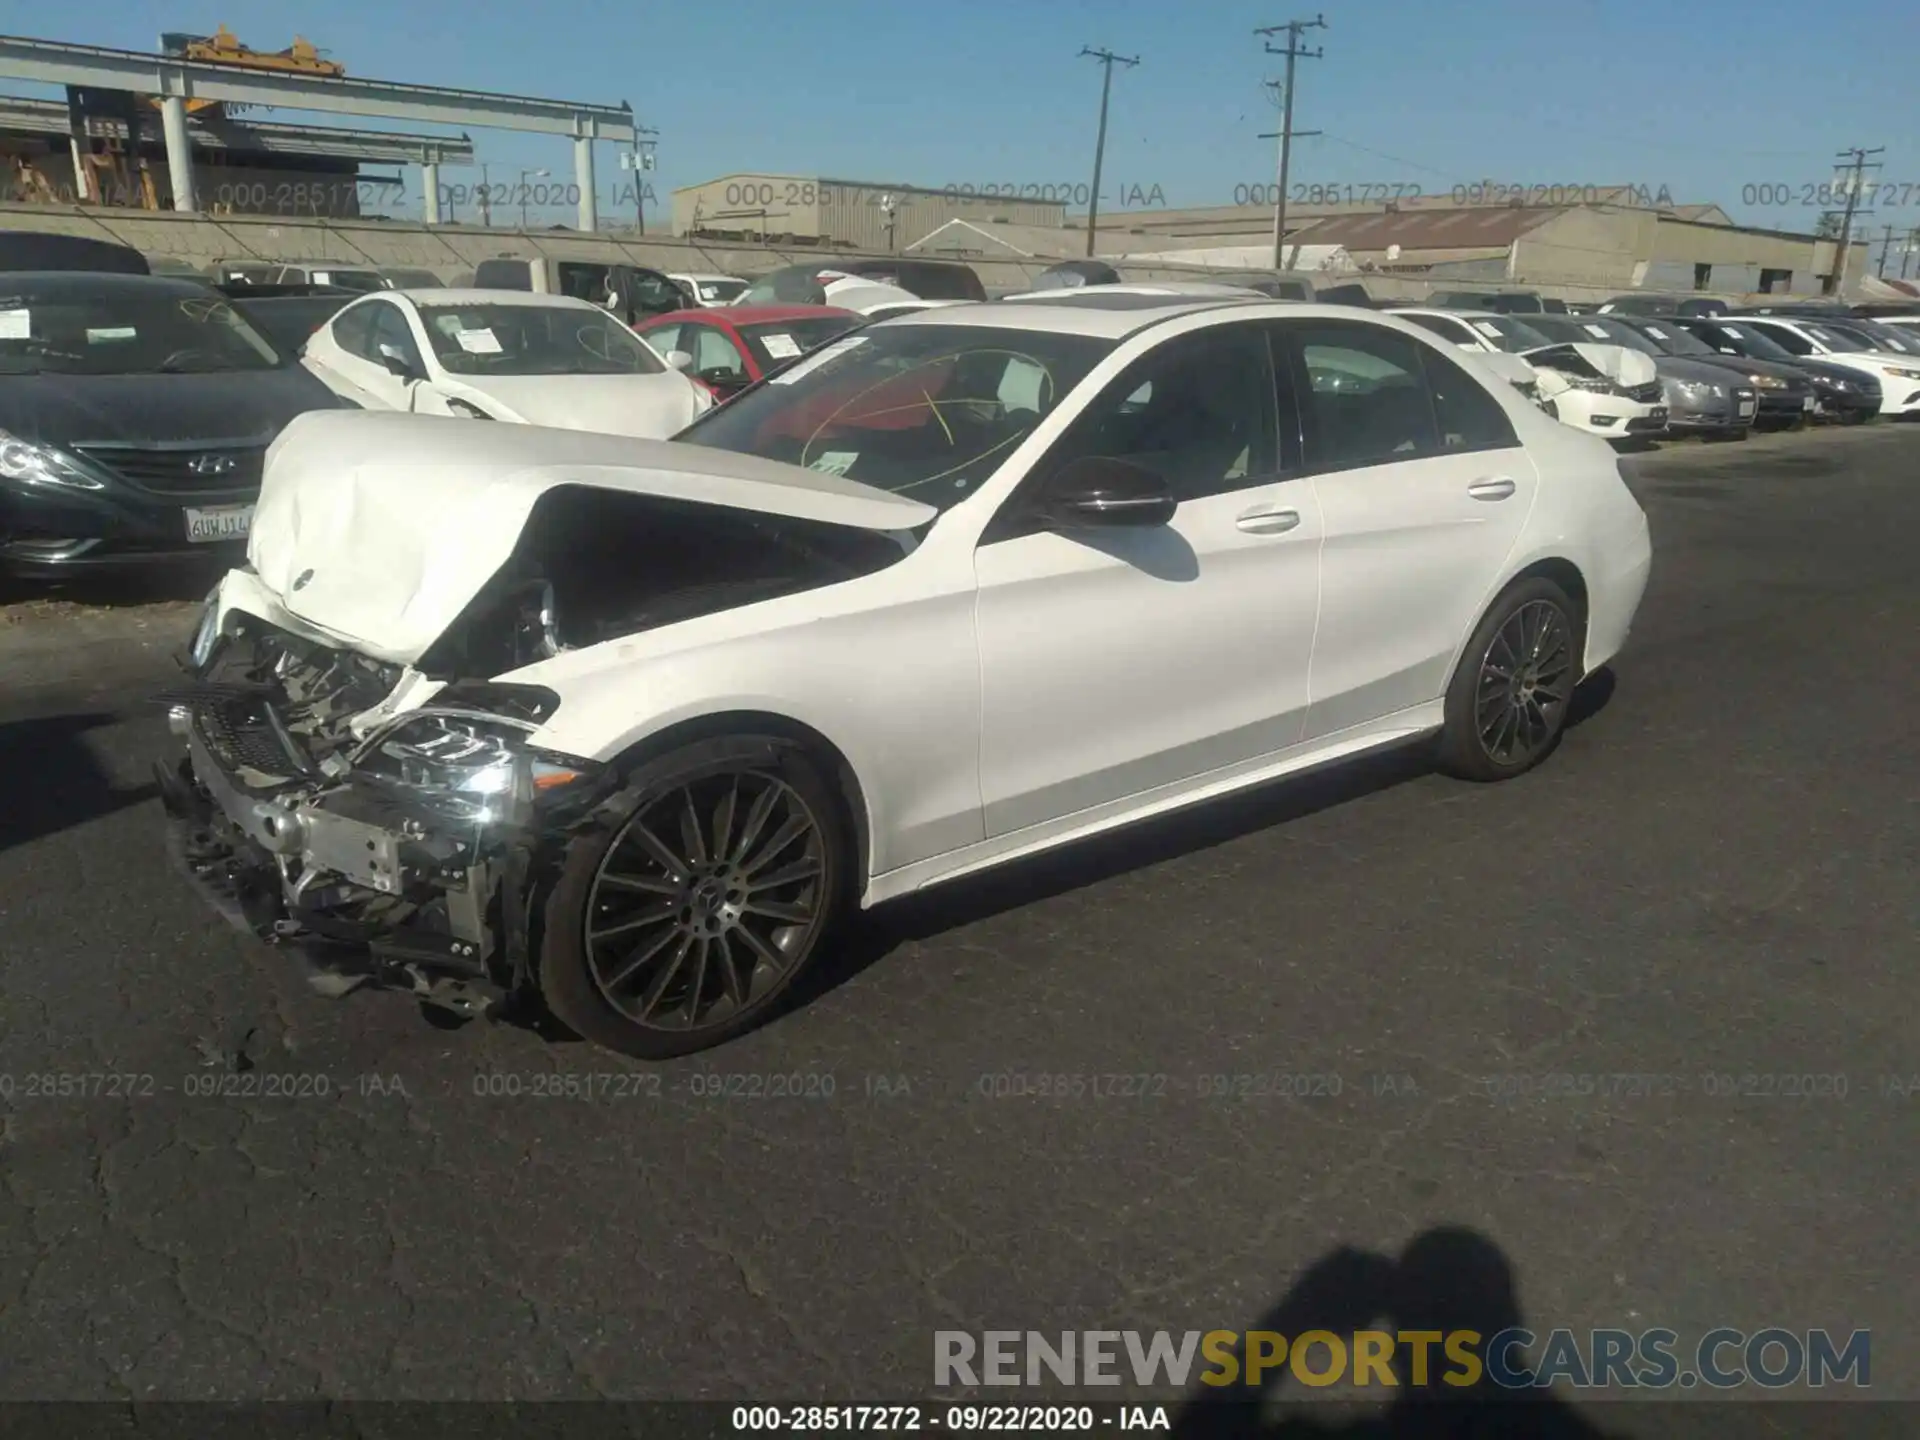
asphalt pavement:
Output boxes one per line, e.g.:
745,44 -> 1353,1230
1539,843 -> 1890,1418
0,425 -> 1914,1420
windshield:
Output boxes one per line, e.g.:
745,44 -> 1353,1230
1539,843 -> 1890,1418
1466,316 -> 1552,353
697,279 -> 747,304
738,265 -> 833,306
316,270 -> 385,292
1696,322 -> 1797,362
1514,315 -> 1592,347
1580,318 -> 1662,355
1633,320 -> 1716,356
676,324 -> 1117,512
415,302 -> 665,376
1854,322 -> 1920,355
0,277 -> 284,375
737,315 -> 864,372
381,270 -> 443,289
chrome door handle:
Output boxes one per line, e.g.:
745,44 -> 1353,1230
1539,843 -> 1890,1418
1235,506 -> 1301,534
1467,477 -> 1517,501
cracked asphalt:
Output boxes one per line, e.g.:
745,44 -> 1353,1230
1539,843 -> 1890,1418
0,424 -> 1914,1411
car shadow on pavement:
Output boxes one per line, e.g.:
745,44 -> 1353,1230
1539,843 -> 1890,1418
0,560 -> 226,611
800,669 -> 1618,1009
1169,1227 -> 1622,1439
0,713 -> 158,854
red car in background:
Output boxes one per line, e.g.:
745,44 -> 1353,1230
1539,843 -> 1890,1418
633,304 -> 863,401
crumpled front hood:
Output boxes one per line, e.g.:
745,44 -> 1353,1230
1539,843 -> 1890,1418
1521,342 -> 1659,387
445,370 -> 702,438
245,409 -> 936,665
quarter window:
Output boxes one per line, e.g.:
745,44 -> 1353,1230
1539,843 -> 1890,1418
368,303 -> 424,371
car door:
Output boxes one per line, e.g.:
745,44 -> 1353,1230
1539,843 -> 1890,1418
1283,316 -> 1540,741
971,319 -> 1324,838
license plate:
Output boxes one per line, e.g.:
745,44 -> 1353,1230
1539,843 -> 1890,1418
1803,396 -> 1817,411
1739,400 -> 1756,417
185,504 -> 254,543
1648,407 -> 1668,423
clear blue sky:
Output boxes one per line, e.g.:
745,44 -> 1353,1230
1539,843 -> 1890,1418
4,0 -> 1917,253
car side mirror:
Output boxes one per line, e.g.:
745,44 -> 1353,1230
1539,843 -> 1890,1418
663,349 -> 693,372
1036,455 -> 1177,530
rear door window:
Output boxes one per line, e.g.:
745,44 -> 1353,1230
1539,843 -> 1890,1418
1283,319 -> 1443,470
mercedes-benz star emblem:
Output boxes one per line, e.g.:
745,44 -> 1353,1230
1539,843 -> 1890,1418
187,454 -> 238,476
292,569 -> 315,591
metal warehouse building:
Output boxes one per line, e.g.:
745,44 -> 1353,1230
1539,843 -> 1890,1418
1087,196 -> 1861,297
671,173 -> 1065,250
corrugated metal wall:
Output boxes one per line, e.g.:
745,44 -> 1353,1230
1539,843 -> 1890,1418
673,174 -> 1063,246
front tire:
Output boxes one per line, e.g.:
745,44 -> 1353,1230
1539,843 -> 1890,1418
1437,577 -> 1583,783
538,735 -> 851,1059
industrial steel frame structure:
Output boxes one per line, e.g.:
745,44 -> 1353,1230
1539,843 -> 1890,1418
0,33 -> 634,230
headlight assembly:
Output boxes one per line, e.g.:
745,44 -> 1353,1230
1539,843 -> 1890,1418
1883,366 -> 1920,380
187,588 -> 222,669
0,429 -> 105,491
1748,374 -> 1787,389
353,710 -> 600,824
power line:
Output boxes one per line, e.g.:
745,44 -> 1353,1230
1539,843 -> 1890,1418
1826,145 -> 1883,295
1079,46 -> 1139,258
1255,15 -> 1326,270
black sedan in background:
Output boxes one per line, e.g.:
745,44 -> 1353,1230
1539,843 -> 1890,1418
1671,316 -> 1883,424
1602,313 -> 1816,428
0,272 -> 341,576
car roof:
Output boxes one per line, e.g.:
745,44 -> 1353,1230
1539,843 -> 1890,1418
0,270 -> 210,294
642,304 -> 860,327
885,295 -> 1380,340
387,288 -> 604,309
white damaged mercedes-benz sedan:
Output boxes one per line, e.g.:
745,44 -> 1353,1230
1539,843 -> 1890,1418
159,295 -> 1652,1058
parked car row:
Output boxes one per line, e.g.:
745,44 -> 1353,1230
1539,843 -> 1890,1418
3,228 -> 1912,584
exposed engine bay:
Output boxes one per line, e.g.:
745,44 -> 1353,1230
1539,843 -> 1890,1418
155,488 -> 910,1016
418,485 -> 914,679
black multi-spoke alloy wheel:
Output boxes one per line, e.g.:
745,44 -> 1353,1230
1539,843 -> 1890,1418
1437,576 -> 1583,782
539,735 -> 850,1059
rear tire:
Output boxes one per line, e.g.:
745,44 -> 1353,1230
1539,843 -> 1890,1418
1437,577 -> 1584,783
537,734 -> 852,1059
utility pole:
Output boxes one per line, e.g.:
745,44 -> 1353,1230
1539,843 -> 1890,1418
1873,223 -> 1897,278
1079,46 -> 1138,258
1255,15 -> 1326,271
479,162 -> 491,227
1903,227 -> 1920,282
1825,145 -> 1882,295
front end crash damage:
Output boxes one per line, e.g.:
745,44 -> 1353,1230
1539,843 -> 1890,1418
156,483 -> 914,1018
155,614 -> 617,1016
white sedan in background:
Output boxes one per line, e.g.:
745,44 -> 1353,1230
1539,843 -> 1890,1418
668,272 -> 748,307
165,296 -> 1650,1060
1392,308 -> 1668,440
302,289 -> 712,437
1727,316 -> 1920,416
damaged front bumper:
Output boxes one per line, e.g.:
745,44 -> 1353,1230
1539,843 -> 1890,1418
155,619 -> 610,1018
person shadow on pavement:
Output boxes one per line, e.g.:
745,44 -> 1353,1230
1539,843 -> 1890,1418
1171,1227 -> 1621,1440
